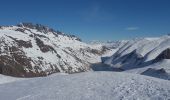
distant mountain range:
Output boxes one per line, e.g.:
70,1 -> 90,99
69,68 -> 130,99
89,40 -> 128,49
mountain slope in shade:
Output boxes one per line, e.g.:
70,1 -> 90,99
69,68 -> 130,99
104,36 -> 170,80
126,59 -> 170,80
104,36 -> 170,69
0,23 -> 108,77
0,72 -> 169,100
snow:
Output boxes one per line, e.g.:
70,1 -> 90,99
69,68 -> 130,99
0,25 -> 109,74
105,35 -> 170,69
0,74 -> 23,84
126,59 -> 170,80
0,72 -> 169,100
145,37 -> 160,41
0,25 -> 170,100
144,38 -> 170,62
101,48 -> 119,57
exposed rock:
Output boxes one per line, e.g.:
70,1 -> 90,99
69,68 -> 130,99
67,34 -> 82,42
83,46 -> 108,55
17,23 -> 82,41
17,23 -> 56,33
155,48 -> 170,61
15,28 -> 25,33
7,36 -> 32,48
0,23 -> 105,77
0,46 -> 31,77
141,68 -> 169,80
33,33 -> 49,39
35,38 -> 56,53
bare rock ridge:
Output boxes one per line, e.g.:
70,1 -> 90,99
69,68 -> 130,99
17,23 -> 82,41
0,23 -> 106,77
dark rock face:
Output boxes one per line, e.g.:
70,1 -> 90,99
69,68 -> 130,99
141,68 -> 169,80
0,26 -> 61,77
0,46 -> 32,77
67,34 -> 82,42
15,28 -> 25,33
142,68 -> 166,75
7,36 -> 33,48
0,40 -> 60,77
155,48 -> 170,61
82,46 -> 108,56
0,37 -> 56,77
35,38 -> 56,53
17,23 -> 56,34
17,23 -> 82,41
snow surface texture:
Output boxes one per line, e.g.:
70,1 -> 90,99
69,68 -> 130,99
0,23 -> 110,77
0,74 -> 23,84
0,72 -> 169,100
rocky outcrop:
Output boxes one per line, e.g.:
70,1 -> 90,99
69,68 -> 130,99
35,38 -> 56,53
17,23 -> 82,41
17,23 -> 56,34
155,48 -> 170,61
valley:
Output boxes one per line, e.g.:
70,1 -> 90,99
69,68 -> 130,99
0,23 -> 169,100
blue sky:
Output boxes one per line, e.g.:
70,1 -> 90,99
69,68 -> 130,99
0,0 -> 170,41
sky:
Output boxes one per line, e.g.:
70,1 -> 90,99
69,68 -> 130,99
0,0 -> 170,41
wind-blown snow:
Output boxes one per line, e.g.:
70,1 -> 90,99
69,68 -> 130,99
0,72 -> 169,100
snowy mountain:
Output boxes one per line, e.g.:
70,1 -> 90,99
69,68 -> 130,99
0,23 -> 109,77
0,72 -> 169,100
0,25 -> 169,100
89,40 -> 128,49
89,40 -> 128,62
104,35 -> 170,80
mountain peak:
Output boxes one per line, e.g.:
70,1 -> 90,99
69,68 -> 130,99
16,22 -> 82,41
17,22 -> 57,34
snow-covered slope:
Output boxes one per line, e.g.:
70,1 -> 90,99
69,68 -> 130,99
89,40 -> 128,63
0,74 -> 23,84
103,36 -> 170,80
0,23 -> 108,77
0,72 -> 169,100
126,59 -> 170,80
104,36 -> 170,70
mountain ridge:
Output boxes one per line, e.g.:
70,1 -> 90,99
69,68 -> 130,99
0,23 -> 109,77
104,35 -> 170,80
